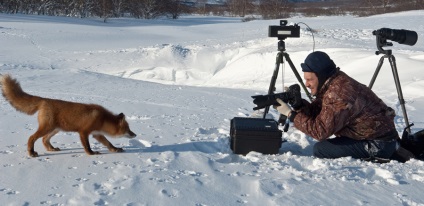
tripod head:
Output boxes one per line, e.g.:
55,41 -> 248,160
375,35 -> 393,55
278,40 -> 286,52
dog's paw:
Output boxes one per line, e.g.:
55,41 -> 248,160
47,147 -> 61,152
108,147 -> 124,153
29,151 -> 39,157
87,151 -> 101,155
114,148 -> 124,153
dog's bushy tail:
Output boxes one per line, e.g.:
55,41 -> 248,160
1,74 -> 42,115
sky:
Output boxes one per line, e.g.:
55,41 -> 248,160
1,10 -> 424,205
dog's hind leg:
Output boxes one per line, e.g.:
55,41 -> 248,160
93,134 -> 124,153
28,128 -> 53,157
42,129 -> 61,152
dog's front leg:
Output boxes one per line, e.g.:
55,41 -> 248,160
79,132 -> 100,155
93,134 -> 124,153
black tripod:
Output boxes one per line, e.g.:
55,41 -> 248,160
368,35 -> 411,133
262,38 -> 313,125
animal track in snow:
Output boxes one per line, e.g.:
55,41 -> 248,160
75,178 -> 89,184
0,188 -> 20,195
0,150 -> 13,154
48,193 -> 64,198
160,189 -> 179,198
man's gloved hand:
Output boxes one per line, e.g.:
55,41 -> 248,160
273,98 -> 292,116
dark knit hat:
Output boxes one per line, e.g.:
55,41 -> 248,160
301,51 -> 338,94
301,51 -> 337,79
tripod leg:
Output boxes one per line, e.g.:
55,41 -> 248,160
263,52 -> 283,119
368,55 -> 386,89
388,55 -> 411,133
283,53 -> 313,101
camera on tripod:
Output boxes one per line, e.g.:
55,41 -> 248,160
251,84 -> 302,111
370,27 -> 424,160
230,20 -> 307,156
373,28 -> 418,46
372,28 -> 418,55
268,20 -> 300,39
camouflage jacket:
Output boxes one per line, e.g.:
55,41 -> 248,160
293,71 -> 397,141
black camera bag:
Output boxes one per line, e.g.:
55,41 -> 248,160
230,117 -> 282,155
400,125 -> 424,160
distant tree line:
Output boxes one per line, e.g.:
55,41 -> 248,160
0,0 -> 422,21
0,0 -> 190,21
294,0 -> 424,17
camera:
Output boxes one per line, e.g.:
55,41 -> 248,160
268,20 -> 300,39
373,28 -> 418,46
252,84 -> 302,111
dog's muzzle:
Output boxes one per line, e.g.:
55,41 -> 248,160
127,130 -> 137,138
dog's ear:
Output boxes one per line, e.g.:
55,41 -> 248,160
118,113 -> 126,125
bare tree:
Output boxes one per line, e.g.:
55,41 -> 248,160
197,0 -> 207,15
227,0 -> 254,17
97,0 -> 113,22
363,0 -> 391,14
111,0 -> 125,17
162,0 -> 190,19
127,0 -> 166,19
259,0 -> 291,19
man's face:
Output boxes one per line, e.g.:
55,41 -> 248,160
304,72 -> 319,95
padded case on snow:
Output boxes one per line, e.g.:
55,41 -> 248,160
401,128 -> 424,160
230,117 -> 282,155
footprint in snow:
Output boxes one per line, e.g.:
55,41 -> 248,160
0,188 -> 20,195
160,189 -> 179,198
195,127 -> 219,136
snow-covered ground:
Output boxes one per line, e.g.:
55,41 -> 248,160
1,11 -> 424,205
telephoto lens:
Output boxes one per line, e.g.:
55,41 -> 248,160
373,28 -> 418,46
